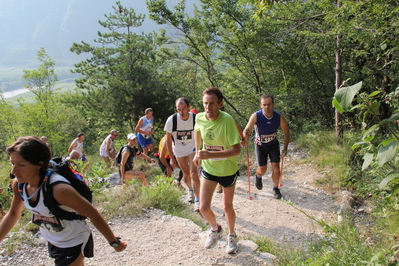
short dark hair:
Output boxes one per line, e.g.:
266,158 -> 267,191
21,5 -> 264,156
77,133 -> 84,137
175,97 -> 189,107
145,108 -> 153,114
260,94 -> 275,104
6,136 -> 51,177
203,87 -> 224,103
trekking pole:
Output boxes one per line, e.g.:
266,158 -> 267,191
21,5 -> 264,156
278,154 -> 285,187
246,139 -> 253,200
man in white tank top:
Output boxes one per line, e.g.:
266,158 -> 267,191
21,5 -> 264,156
68,133 -> 86,160
99,129 -> 118,164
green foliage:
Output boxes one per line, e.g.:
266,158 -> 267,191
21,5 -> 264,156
296,131 -> 354,190
0,98 -> 18,159
70,1 -> 176,132
79,162 -> 109,194
138,175 -> 184,212
333,82 -> 399,196
93,175 -> 188,222
22,48 -> 58,105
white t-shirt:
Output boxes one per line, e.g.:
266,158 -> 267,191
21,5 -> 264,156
21,173 -> 91,248
163,113 -> 196,158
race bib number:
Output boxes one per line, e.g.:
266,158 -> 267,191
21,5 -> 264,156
261,133 -> 277,143
176,130 -> 192,142
32,214 -> 65,233
205,145 -> 226,161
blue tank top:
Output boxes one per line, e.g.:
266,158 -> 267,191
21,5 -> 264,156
254,110 -> 281,146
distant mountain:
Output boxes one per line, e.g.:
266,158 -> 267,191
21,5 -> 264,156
0,0 -> 196,68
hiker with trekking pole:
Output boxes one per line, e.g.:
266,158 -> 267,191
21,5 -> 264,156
243,94 -> 290,199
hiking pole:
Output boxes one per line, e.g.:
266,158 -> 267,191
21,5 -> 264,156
278,154 -> 285,187
246,139 -> 253,200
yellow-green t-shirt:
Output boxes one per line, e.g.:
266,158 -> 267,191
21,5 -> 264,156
194,111 -> 240,176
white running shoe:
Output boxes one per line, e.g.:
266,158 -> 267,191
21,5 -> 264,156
226,234 -> 239,254
187,189 -> 194,203
204,225 -> 223,249
194,201 -> 200,212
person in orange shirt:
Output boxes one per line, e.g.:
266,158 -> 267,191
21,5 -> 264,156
154,135 -> 183,183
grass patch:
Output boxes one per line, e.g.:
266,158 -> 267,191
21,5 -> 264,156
295,131 -> 354,192
93,174 -> 207,229
251,216 -> 387,265
259,129 -> 399,265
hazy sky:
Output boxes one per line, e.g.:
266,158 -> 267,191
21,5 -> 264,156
0,0 -> 197,67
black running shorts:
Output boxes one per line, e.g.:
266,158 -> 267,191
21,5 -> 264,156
48,233 -> 94,266
200,169 -> 239,188
255,141 -> 280,167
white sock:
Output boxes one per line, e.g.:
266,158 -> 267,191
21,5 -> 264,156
211,225 -> 219,231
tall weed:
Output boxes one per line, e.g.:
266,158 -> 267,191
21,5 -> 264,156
296,131 -> 354,191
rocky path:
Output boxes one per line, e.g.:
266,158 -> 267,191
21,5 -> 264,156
0,145 -> 338,265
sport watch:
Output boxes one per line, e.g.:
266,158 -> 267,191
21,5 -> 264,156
109,237 -> 121,248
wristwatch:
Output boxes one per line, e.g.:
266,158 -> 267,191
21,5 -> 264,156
109,237 -> 121,248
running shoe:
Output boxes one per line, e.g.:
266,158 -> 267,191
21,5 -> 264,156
204,225 -> 223,249
226,234 -> 239,254
187,189 -> 194,203
273,187 -> 282,199
194,201 -> 200,212
255,177 -> 263,190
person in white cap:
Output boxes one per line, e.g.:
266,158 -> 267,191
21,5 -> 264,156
119,133 -> 156,187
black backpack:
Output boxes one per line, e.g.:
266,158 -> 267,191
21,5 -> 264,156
18,157 -> 92,220
115,145 -> 130,166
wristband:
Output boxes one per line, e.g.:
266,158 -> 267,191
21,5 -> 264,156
110,237 -> 121,248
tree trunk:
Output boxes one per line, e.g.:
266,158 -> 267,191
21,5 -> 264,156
335,1 -> 343,139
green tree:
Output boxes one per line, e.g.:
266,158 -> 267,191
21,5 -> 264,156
333,82 -> 399,197
70,1 -> 175,133
22,48 -> 58,115
147,0 -> 338,129
19,49 -> 89,156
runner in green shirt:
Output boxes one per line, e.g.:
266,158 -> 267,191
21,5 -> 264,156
193,87 -> 241,254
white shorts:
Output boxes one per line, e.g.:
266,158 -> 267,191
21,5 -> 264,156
100,150 -> 112,157
174,148 -> 195,158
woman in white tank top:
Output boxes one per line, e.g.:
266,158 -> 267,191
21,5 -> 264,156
1,136 -> 127,265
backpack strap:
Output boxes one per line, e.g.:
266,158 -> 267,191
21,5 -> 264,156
43,170 -> 87,220
172,113 -> 178,132
18,179 -> 44,201
172,112 -> 196,132
192,113 -> 196,129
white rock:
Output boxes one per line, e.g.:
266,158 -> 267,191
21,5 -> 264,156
259,252 -> 278,262
238,240 -> 258,254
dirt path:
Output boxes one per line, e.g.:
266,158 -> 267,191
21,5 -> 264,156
0,144 -> 338,265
